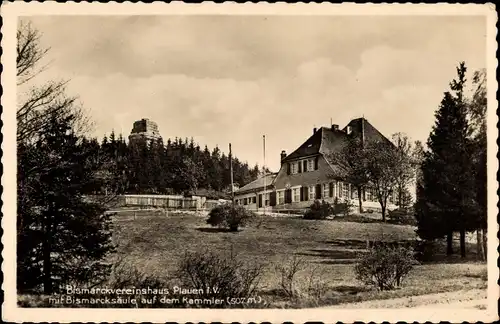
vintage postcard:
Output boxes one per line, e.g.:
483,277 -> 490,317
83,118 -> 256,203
1,2 -> 498,323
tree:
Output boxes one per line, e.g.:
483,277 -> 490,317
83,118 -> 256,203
391,133 -> 416,209
467,69 -> 487,260
206,204 -> 256,232
18,114 -> 115,294
326,137 -> 369,213
17,21 -> 114,294
364,141 -> 399,222
416,62 -> 477,257
17,20 -> 91,144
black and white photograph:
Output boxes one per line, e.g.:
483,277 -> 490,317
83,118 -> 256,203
2,2 -> 498,323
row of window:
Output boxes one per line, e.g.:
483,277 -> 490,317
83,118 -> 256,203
235,183 -> 396,206
238,196 -> 256,205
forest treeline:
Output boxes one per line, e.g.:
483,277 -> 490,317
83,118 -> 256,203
95,132 -> 266,198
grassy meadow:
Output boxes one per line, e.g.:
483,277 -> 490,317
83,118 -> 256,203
107,211 -> 487,308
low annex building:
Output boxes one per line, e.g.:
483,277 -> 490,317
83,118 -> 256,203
234,117 -> 398,212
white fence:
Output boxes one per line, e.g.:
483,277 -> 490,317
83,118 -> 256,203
117,194 -> 229,211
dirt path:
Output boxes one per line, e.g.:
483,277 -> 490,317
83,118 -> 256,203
323,289 -> 487,309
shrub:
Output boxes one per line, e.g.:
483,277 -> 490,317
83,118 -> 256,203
274,255 -> 305,297
177,250 -> 264,307
388,207 -> 417,226
303,200 -> 333,220
332,197 -> 352,216
207,203 -> 255,231
355,244 -> 418,291
413,238 -> 440,262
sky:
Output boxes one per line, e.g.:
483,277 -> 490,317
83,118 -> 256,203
21,15 -> 486,171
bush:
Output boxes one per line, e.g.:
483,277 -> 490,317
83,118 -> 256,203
303,200 -> 334,220
274,255 -> 305,297
355,244 -> 418,291
388,207 -> 417,226
413,238 -> 440,262
331,197 -> 352,216
177,250 -> 264,307
207,203 -> 255,231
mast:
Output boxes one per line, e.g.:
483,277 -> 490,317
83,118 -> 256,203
361,114 -> 365,148
229,143 -> 234,206
263,135 -> 266,215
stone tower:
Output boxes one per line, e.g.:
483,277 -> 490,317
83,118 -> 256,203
128,118 -> 162,145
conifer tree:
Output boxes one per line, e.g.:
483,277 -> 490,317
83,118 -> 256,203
416,62 -> 476,257
18,114 -> 114,294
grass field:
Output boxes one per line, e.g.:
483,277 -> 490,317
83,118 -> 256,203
110,212 -> 487,308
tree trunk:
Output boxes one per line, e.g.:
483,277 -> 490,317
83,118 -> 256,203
381,204 -> 386,222
43,209 -> 54,295
446,231 -> 453,255
481,228 -> 488,260
476,230 -> 485,261
43,238 -> 52,294
398,186 -> 402,207
43,214 -> 53,295
357,187 -> 363,214
459,228 -> 466,258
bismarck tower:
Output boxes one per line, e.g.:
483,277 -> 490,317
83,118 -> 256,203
128,118 -> 162,145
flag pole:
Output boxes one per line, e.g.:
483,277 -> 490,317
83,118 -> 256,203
229,143 -> 235,207
263,135 -> 266,216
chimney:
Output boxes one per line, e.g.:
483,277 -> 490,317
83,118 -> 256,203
313,127 -> 317,134
331,124 -> 339,131
280,150 -> 287,163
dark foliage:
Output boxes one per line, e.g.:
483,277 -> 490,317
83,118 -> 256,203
355,244 -> 418,291
303,200 -> 334,220
206,203 -> 256,231
177,250 -> 264,307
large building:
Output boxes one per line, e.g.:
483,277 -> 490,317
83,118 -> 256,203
128,118 -> 162,145
234,117 -> 398,212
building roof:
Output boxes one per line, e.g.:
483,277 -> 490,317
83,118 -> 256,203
236,173 -> 277,194
343,117 -> 393,147
282,117 -> 391,163
275,118 -> 393,187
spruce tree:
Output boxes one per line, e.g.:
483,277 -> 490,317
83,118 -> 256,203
17,114 -> 114,294
416,62 -> 476,257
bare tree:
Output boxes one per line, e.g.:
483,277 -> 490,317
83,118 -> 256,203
365,141 -> 399,222
17,20 -> 51,85
391,133 -> 416,209
467,69 -> 487,261
326,137 -> 369,213
17,20 -> 92,144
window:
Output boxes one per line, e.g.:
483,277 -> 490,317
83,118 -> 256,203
278,191 -> 285,205
253,196 -> 257,204
309,185 -> 315,200
308,159 -> 314,172
293,188 -> 300,202
291,162 -> 298,174
366,188 -> 374,202
343,183 -> 349,199
244,198 -> 248,205
265,193 -> 270,206
323,183 -> 329,199
389,190 -> 393,204
352,187 -> 358,199
338,182 -> 343,198
303,160 -> 307,172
